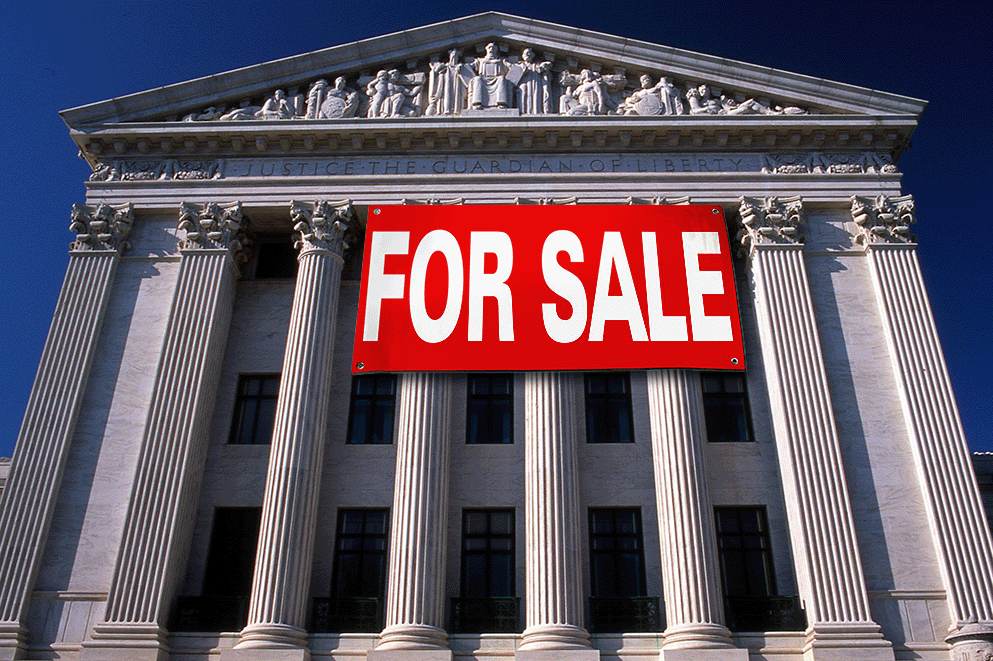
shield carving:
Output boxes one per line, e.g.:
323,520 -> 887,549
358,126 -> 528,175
320,95 -> 347,119
633,95 -> 662,116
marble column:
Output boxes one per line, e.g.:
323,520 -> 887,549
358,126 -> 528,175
231,201 -> 355,659
738,197 -> 893,661
647,369 -> 747,661
368,372 -> 453,661
853,195 -> 993,656
0,204 -> 132,661
516,372 -> 597,661
82,202 -> 248,661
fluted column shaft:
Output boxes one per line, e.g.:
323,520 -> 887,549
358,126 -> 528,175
0,249 -> 121,658
647,369 -> 735,651
864,244 -> 993,637
749,244 -> 891,657
518,371 -> 593,655
236,202 -> 352,653
374,372 -> 452,654
86,202 -> 245,659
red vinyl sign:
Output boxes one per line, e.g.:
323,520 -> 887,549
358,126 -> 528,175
352,205 -> 744,373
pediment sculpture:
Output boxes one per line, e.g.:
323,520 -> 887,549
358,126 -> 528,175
175,41 -> 811,122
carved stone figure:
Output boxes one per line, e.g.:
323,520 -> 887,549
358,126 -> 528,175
182,106 -> 225,122
308,77 -> 360,119
469,42 -> 511,109
512,48 -> 552,115
686,84 -> 724,114
428,49 -> 472,115
219,104 -> 263,121
559,69 -> 626,115
258,89 -> 294,119
366,70 -> 423,118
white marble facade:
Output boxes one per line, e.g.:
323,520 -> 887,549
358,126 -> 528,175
1,12 -> 991,661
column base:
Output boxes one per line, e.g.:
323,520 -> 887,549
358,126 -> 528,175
0,623 -> 27,661
518,623 -> 593,652
662,623 -> 736,650
234,622 -> 308,650
802,623 -> 894,661
945,621 -> 993,660
660,649 -> 748,661
374,623 -> 449,651
79,623 -> 169,661
516,650 -> 599,661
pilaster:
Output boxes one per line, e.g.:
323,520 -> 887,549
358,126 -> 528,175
738,196 -> 893,661
647,369 -> 747,661
0,203 -> 132,661
230,200 -> 355,660
369,372 -> 453,661
516,371 -> 597,661
81,202 -> 248,661
854,195 -> 993,657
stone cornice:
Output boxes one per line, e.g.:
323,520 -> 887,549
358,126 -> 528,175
72,114 -> 917,166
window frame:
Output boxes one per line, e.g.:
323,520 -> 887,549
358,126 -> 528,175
330,508 -> 390,600
346,374 -> 398,445
466,373 -> 514,445
713,505 -> 778,598
460,508 -> 516,599
584,372 -> 635,444
228,374 -> 281,445
201,507 -> 262,598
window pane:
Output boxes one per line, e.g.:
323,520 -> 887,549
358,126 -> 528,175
260,376 -> 280,396
702,374 -> 722,393
490,512 -> 513,535
461,509 -> 515,600
465,512 -> 488,534
490,555 -> 514,597
255,399 -> 277,444
348,401 -> 371,444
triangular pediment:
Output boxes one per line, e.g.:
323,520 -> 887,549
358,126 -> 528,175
61,12 -> 925,128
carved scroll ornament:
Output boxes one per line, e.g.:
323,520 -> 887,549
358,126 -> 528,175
289,199 -> 357,258
737,195 -> 804,254
70,202 -> 134,253
851,194 -> 916,244
178,201 -> 251,265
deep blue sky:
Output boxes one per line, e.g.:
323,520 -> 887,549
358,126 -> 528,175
0,0 -> 990,457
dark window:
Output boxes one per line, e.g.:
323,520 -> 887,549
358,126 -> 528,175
461,509 -> 515,598
171,507 -> 261,632
347,374 -> 397,444
702,373 -> 753,443
467,374 -> 513,444
202,508 -> 262,597
588,508 -> 647,598
584,372 -> 634,443
229,374 -> 280,445
315,509 -> 390,633
714,506 -> 775,598
253,236 -> 298,279
451,509 -> 519,633
331,509 -> 390,600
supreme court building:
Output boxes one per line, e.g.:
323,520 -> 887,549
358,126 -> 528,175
0,12 -> 991,661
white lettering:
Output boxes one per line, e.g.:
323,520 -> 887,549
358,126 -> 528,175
468,232 -> 514,341
409,230 -> 464,343
541,230 -> 587,343
641,232 -> 688,341
362,231 -> 409,341
683,231 -> 732,341
589,232 -> 648,342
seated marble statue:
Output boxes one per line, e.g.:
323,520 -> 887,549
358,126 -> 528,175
469,42 -> 510,109
307,77 -> 361,119
617,74 -> 664,115
686,84 -> 724,114
559,69 -> 605,115
512,48 -> 552,115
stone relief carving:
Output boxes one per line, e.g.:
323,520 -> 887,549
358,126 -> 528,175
89,159 -> 223,181
178,201 -> 250,265
170,41 -> 811,121
762,152 -> 899,175
289,199 -> 357,257
69,202 -> 133,253
737,195 -> 804,252
851,194 -> 916,244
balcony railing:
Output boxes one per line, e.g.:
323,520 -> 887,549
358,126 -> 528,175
311,597 -> 382,633
450,597 -> 521,634
588,596 -> 662,633
724,595 -> 806,632
170,595 -> 248,632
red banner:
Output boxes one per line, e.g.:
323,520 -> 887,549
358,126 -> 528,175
352,205 -> 744,373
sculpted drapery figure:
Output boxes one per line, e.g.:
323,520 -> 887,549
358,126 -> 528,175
306,77 -> 361,119
618,75 -> 685,115
469,42 -> 511,109
428,49 -> 472,115
366,69 -> 423,117
258,89 -> 294,119
513,48 -> 552,114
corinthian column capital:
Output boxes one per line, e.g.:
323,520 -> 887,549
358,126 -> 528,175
69,202 -> 133,253
736,195 -> 804,254
289,199 -> 356,259
178,201 -> 250,262
851,194 -> 916,245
